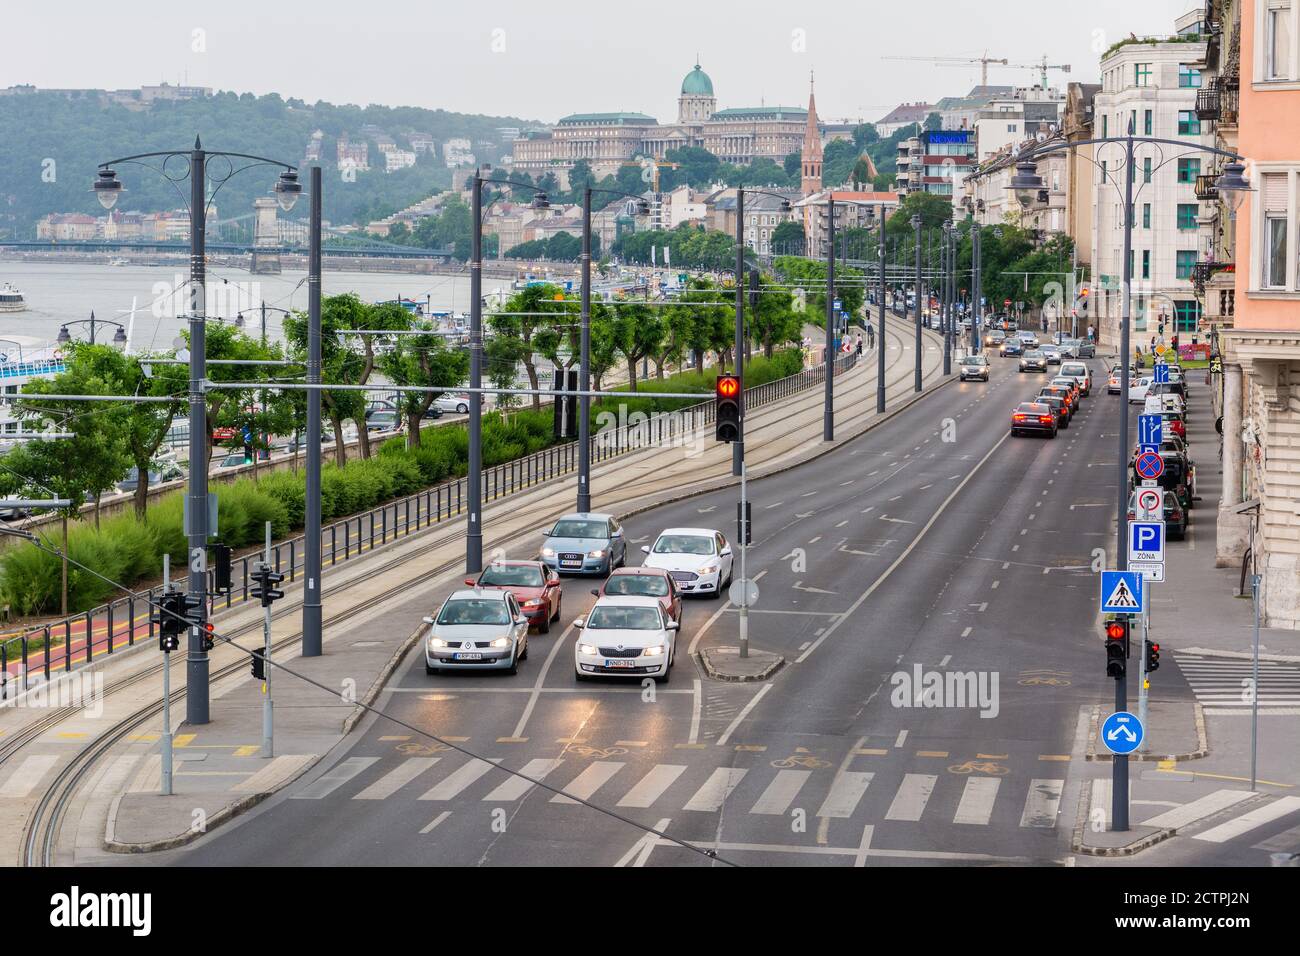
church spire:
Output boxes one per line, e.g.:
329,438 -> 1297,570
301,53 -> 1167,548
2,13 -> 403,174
801,71 -> 823,196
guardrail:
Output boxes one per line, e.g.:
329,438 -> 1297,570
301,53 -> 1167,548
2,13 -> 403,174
0,351 -> 857,696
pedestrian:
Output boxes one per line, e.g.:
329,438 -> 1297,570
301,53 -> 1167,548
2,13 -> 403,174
855,334 -> 863,356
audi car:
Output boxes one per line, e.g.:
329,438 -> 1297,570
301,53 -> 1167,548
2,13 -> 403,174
1010,402 -> 1058,438
539,513 -> 627,575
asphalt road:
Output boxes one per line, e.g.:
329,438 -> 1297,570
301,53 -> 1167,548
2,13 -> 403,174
157,353 -> 1133,867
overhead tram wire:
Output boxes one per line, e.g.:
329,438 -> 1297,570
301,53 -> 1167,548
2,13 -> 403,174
9,533 -> 739,867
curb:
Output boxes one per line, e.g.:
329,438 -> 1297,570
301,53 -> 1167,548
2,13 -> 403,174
341,622 -> 427,737
696,647 -> 785,683
1084,702 -> 1210,762
103,790 -> 275,854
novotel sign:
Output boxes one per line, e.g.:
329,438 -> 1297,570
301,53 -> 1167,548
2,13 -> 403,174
927,131 -> 973,144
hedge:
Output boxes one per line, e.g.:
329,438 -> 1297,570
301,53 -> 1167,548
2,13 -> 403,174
0,350 -> 802,616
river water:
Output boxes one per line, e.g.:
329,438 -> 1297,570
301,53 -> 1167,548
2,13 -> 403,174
0,260 -> 510,353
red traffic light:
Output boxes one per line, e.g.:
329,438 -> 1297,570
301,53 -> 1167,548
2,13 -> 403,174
1105,621 -> 1127,640
716,374 -> 740,399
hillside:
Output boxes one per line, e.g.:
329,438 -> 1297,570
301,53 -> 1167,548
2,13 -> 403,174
0,89 -> 540,235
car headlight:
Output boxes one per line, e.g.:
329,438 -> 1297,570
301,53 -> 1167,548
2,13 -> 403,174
541,547 -> 556,558
588,549 -> 606,558
699,564 -> 719,575
642,645 -> 665,657
429,637 -> 449,648
521,598 -> 544,607
489,638 -> 510,648
577,643 -> 598,655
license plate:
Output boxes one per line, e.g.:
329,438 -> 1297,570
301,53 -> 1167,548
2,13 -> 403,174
604,659 -> 637,668
560,560 -> 582,568
453,653 -> 484,661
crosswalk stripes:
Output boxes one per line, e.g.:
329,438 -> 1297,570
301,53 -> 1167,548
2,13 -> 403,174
0,754 -> 59,798
1174,653 -> 1300,715
1193,796 -> 1300,844
294,752 -> 1073,831
1141,789 -> 1256,831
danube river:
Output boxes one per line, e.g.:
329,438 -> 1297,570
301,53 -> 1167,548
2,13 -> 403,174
0,260 -> 511,352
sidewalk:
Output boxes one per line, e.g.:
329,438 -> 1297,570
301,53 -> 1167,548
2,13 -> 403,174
1073,376 -> 1299,857
36,318 -> 951,860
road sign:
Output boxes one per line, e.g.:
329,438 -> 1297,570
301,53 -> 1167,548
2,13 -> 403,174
833,299 -> 842,312
1133,562 -> 1164,582
1138,413 -> 1163,448
729,577 -> 759,607
1153,362 -> 1170,384
1136,488 -> 1163,517
1154,343 -> 1168,357
1100,570 -> 1144,614
1135,451 -> 1164,481
1129,520 -> 1165,563
1100,711 -> 1144,754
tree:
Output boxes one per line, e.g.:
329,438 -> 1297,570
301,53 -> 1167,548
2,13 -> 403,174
772,220 -> 805,256
783,151 -> 802,180
488,284 -> 576,410
611,303 -> 664,392
853,123 -> 880,150
198,323 -> 292,466
748,278 -> 802,358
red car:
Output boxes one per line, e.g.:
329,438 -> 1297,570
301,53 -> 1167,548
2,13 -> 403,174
592,567 -> 683,625
465,560 -> 562,633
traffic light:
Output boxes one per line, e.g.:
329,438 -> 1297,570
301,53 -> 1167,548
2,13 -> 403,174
211,543 -> 232,594
250,647 -> 267,681
715,374 -> 741,443
251,562 -> 285,607
736,500 -> 752,545
1105,619 -> 1130,679
1144,639 -> 1161,673
151,590 -> 187,652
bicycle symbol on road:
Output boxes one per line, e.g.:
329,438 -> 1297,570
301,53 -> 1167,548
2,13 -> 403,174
947,760 -> 1010,776
395,741 -> 451,756
565,745 -> 629,759
1018,669 -> 1071,687
770,754 -> 832,769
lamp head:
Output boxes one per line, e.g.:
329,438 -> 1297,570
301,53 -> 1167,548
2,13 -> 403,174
1215,160 -> 1252,214
1008,159 -> 1044,208
274,169 -> 302,212
93,168 -> 123,210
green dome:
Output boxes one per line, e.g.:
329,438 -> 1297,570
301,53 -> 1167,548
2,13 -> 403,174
681,63 -> 714,96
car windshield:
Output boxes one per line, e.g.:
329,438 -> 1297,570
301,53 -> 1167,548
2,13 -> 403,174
1061,365 -> 1086,376
963,355 -> 987,365
605,574 -> 669,597
653,534 -> 715,555
437,599 -> 511,625
586,605 -> 662,630
1017,403 -> 1049,414
479,564 -> 545,587
550,519 -> 608,539
1024,350 -> 1043,358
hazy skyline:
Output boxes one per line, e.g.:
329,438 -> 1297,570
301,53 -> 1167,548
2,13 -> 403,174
9,1 -> 1202,125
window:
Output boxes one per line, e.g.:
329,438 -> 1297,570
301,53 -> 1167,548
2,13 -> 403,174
1143,203 -> 1152,229
1179,65 -> 1203,87
1144,110 -> 1153,135
1177,158 -> 1201,183
1102,115 -> 1108,138
1142,250 -> 1151,279
1143,158 -> 1153,183
1266,0 -> 1295,80
1178,111 -> 1201,135
1176,250 -> 1197,279
1262,172 -> 1290,288
1173,300 -> 1201,332
1135,63 -> 1152,86
1177,204 -> 1199,230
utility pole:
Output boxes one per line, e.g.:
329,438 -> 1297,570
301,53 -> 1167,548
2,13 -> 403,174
578,187 -> 592,513
876,208 -> 887,414
261,521 -> 274,758
468,171 -> 484,571
303,165 -> 323,657
972,221 -> 983,354
824,195 -> 835,441
738,463 -> 749,659
161,553 -> 173,796
186,137 -> 210,725
913,215 -> 923,392
733,189 -> 745,476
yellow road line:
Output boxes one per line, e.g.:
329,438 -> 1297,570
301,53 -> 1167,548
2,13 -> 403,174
1039,754 -> 1071,762
233,745 -> 260,756
497,736 -> 528,743
1154,768 -> 1295,789
173,733 -> 196,748
917,750 -> 950,758
976,753 -> 1008,760
853,748 -> 888,756
734,744 -> 766,752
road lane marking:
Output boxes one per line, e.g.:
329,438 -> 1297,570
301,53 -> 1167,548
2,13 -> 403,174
894,730 -> 908,748
817,772 -> 873,818
483,758 -> 563,801
1193,796 -> 1300,843
617,764 -> 686,808
683,767 -> 748,811
1019,778 -> 1065,829
961,626 -> 972,637
353,757 -> 439,800
689,679 -> 702,745
1141,789 -> 1255,830
419,811 -> 452,834
291,756 -> 378,800
0,755 -> 59,798
953,777 -> 1000,825
511,622 -> 576,739
552,761 -> 626,804
716,684 -> 773,746
885,774 -> 937,821
751,769 -> 811,814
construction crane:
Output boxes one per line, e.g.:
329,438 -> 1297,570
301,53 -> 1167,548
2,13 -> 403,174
1004,55 -> 1071,89
882,54 -> 1009,88
619,158 -> 681,193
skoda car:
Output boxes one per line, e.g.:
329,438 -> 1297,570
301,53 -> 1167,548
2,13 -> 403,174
539,513 -> 627,575
423,588 -> 529,675
640,527 -> 734,598
959,353 -> 990,381
574,596 -> 678,683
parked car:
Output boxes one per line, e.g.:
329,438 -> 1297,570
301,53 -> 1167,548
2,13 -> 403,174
364,408 -> 402,433
1040,344 -> 1063,365
1127,488 -> 1188,540
215,452 -> 249,469
118,459 -> 185,493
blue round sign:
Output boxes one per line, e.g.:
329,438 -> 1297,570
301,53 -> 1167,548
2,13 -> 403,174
1135,451 -> 1164,481
1101,711 -> 1144,755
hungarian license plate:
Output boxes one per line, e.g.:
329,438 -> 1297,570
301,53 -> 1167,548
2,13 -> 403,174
453,652 -> 483,661
560,560 -> 582,568
604,659 -> 636,669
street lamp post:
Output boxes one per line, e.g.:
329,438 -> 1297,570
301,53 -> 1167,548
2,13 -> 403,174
942,222 -> 953,376
1007,132 -> 1250,834
877,206 -> 887,414
94,139 -> 301,720
468,171 -> 484,573
824,195 -> 835,442
57,313 -> 128,350
912,215 -> 923,392
971,221 -> 982,354
303,166 -> 323,657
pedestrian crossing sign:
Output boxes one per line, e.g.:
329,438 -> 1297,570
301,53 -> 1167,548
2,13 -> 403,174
1100,570 -> 1144,614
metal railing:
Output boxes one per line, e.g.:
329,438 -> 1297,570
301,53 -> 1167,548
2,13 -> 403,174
0,351 -> 857,696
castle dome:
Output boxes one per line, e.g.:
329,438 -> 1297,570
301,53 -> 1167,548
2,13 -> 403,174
681,62 -> 714,96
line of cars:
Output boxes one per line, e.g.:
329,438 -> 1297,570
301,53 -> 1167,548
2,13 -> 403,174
1009,361 -> 1091,439
422,513 -> 738,683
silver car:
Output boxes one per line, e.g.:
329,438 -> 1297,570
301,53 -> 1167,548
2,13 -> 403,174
423,588 -> 529,675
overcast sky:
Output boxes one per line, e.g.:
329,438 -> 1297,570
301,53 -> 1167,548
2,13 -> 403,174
8,0 -> 1201,124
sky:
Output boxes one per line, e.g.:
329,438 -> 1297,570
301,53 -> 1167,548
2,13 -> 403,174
7,0 -> 1202,125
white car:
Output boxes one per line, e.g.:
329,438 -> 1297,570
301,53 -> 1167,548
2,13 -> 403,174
1058,361 -> 1092,395
435,393 -> 471,414
423,588 -> 529,675
1128,377 -> 1155,403
958,353 -> 990,382
640,527 -> 734,598
574,596 -> 678,683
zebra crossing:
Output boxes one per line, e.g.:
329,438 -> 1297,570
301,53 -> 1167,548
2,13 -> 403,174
287,752 -> 1067,831
1132,788 -> 1300,850
1174,653 -> 1300,715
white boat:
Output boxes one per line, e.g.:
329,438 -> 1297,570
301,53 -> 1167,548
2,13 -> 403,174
0,282 -> 25,313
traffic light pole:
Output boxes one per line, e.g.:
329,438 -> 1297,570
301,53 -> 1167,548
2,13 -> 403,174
738,462 -> 748,660
262,521 -> 274,759
186,140 -> 210,726
467,172 -> 484,573
913,216 -> 923,392
1137,599 -> 1150,752
733,189 -> 745,477
161,553 -> 173,797
577,187 -> 592,513
876,207 -> 886,415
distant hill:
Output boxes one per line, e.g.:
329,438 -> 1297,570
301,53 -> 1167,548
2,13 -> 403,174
0,88 -> 540,236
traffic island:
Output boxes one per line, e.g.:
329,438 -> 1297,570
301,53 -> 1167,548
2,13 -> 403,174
698,645 -> 784,682
1084,700 -> 1208,762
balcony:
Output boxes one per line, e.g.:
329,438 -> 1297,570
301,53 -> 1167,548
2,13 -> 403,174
1195,173 -> 1219,202
1192,260 -> 1234,294
1195,81 -> 1238,125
